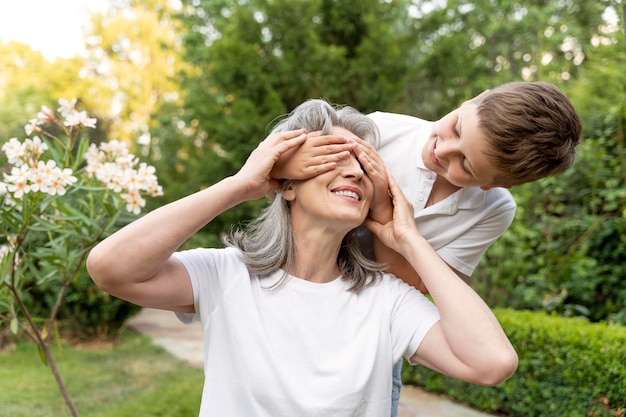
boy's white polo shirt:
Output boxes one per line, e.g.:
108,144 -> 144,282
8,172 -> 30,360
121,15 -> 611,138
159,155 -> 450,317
367,111 -> 517,277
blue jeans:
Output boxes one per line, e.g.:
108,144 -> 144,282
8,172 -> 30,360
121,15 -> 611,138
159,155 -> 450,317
391,360 -> 402,417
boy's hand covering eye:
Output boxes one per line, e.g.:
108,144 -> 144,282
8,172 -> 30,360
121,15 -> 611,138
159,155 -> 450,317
271,133 -> 357,180
354,138 -> 393,223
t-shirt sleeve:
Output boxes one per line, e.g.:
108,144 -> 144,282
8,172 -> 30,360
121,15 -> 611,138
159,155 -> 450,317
386,275 -> 441,363
172,247 -> 241,325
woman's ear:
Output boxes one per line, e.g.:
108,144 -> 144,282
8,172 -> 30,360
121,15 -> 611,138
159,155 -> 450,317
281,184 -> 296,201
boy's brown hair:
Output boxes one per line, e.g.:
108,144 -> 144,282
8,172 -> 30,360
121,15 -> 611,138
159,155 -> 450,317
475,81 -> 582,186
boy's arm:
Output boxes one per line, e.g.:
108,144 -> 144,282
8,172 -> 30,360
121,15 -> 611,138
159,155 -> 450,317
356,139 -> 433,292
365,173 -> 518,386
87,130 -> 308,313
372,242 -> 465,294
373,240 -> 428,292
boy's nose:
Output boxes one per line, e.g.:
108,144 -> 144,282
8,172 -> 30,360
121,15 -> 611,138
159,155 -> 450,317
435,137 -> 459,160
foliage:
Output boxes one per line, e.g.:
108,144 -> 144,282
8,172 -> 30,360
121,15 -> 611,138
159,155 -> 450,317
569,10 -> 626,131
81,0 -> 186,143
160,0 -> 620,244
397,0 -> 614,118
147,0 -> 419,238
475,103 -> 626,324
0,40 -> 111,144
402,309 -> 626,417
155,0 -> 626,324
20,261 -> 141,340
0,0 -> 624,325
0,333 -> 203,417
0,100 -> 162,416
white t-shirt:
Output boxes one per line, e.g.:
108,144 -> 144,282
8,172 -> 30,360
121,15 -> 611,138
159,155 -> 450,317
174,247 -> 440,417
367,111 -> 517,277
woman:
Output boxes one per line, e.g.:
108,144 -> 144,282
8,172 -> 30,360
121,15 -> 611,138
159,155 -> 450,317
87,100 -> 517,417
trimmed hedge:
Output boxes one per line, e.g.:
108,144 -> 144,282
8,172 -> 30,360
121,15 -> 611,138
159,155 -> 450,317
402,309 -> 626,417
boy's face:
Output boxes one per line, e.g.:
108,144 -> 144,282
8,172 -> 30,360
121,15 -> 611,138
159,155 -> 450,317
422,100 -> 507,190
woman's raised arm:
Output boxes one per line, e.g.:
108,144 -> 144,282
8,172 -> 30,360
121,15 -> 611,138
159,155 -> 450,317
87,130 -> 308,313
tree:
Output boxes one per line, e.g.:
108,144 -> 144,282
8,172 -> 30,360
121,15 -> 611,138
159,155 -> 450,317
473,2 -> 626,323
402,0 -> 613,117
164,0 -> 626,324
1,100 -> 162,416
0,41 -> 85,140
81,0 -> 186,144
152,0 -> 420,243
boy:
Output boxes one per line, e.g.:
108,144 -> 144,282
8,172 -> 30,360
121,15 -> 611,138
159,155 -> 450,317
273,81 -> 582,415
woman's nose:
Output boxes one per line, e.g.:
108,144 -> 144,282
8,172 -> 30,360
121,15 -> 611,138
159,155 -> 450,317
342,156 -> 364,179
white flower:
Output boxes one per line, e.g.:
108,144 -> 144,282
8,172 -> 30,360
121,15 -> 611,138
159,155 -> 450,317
94,162 -> 120,190
100,139 -> 130,160
2,138 -> 25,166
5,165 -> 32,199
84,144 -> 104,174
121,189 -> 146,214
136,132 -> 151,146
45,166 -> 76,196
146,183 -> 164,197
57,168 -> 77,187
136,163 -> 157,181
29,160 -> 57,193
1,182 -> 16,207
115,154 -> 136,171
57,98 -> 77,117
124,168 -> 142,191
64,110 -> 97,128
24,119 -> 42,136
24,136 -> 48,159
0,244 -> 8,257
37,106 -> 55,123
82,140 -> 161,214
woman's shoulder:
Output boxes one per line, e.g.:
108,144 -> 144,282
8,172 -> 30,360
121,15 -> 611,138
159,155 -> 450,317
173,246 -> 244,268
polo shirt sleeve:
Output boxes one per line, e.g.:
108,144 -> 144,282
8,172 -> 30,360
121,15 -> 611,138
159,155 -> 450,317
437,193 -> 516,277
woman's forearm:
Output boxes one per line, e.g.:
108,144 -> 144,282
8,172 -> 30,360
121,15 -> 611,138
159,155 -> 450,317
400,233 -> 518,383
87,176 -> 250,285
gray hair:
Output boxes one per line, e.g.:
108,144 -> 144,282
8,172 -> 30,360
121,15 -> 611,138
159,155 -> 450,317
223,99 -> 384,291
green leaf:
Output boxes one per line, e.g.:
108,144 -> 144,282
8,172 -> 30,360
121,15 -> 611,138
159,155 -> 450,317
10,317 -> 18,335
37,345 -> 49,367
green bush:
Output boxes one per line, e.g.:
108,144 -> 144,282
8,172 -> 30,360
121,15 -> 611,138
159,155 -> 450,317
402,309 -> 626,417
20,267 -> 140,339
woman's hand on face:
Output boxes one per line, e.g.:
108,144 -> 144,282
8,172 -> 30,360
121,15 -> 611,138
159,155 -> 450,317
364,170 -> 419,255
234,129 -> 308,200
270,133 -> 357,180
355,138 -> 392,223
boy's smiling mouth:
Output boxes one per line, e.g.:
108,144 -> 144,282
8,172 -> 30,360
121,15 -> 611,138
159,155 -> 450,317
430,138 -> 444,169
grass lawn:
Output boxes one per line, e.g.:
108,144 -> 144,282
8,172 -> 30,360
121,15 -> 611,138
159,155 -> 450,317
0,331 -> 203,417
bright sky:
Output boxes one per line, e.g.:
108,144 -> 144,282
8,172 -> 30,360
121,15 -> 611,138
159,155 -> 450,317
0,0 -> 109,61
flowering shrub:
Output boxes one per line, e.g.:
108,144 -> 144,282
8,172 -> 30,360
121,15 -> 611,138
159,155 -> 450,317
0,99 -> 162,417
